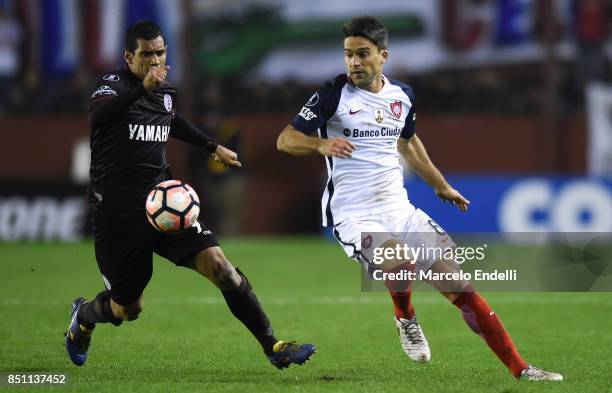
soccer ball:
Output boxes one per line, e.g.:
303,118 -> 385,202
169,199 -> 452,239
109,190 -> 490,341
145,180 -> 200,232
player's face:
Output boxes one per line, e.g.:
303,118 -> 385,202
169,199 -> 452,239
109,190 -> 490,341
344,36 -> 387,91
124,36 -> 167,80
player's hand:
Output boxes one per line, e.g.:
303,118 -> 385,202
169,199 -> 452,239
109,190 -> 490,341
213,145 -> 242,168
143,65 -> 170,92
317,137 -> 356,158
436,185 -> 470,212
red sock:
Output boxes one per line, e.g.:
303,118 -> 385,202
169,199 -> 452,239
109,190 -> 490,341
453,291 -> 528,378
384,262 -> 415,320
389,290 -> 415,320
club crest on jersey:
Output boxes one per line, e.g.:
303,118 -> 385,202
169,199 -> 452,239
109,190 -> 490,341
164,94 -> 172,112
374,108 -> 384,124
390,101 -> 402,119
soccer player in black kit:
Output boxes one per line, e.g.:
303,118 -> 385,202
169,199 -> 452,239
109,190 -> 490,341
64,21 -> 315,369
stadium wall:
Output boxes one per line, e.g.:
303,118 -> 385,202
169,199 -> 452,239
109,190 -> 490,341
0,114 -> 590,237
406,176 -> 612,233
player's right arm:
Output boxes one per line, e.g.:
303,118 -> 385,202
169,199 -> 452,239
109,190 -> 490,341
88,66 -> 169,128
277,76 -> 354,158
277,125 -> 355,158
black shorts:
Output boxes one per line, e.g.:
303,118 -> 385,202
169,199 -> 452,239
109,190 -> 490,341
93,211 -> 219,305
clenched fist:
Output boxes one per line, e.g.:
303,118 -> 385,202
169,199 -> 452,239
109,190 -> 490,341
143,65 -> 170,93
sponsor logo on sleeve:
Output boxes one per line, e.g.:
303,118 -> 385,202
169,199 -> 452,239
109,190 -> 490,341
305,92 -> 319,107
91,85 -> 117,98
298,106 -> 317,121
102,74 -> 120,81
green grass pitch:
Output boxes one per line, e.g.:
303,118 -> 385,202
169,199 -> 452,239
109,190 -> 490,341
1,237 -> 611,392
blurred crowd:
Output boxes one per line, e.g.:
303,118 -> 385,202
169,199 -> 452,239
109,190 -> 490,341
0,0 -> 610,236
0,1 -> 610,118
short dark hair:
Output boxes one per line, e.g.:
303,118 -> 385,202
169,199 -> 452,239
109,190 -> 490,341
125,21 -> 165,52
342,16 -> 388,50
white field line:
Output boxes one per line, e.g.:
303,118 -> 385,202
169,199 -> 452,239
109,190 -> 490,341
0,294 -> 611,307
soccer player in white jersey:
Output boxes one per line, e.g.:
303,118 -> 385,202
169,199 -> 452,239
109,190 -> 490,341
277,16 -> 562,381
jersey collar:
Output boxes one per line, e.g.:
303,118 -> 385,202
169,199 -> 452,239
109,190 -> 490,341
347,73 -> 388,95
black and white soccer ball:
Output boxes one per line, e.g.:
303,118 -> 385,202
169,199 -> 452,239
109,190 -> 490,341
145,180 -> 200,232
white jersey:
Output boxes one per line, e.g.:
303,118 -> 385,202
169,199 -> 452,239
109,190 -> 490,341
291,74 -> 417,227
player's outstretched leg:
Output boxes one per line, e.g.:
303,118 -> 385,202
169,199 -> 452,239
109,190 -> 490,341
451,288 -> 562,381
383,261 -> 430,363
427,259 -> 561,380
193,247 -> 315,369
64,290 -> 123,366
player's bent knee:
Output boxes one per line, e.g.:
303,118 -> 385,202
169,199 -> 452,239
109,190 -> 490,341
194,247 -> 241,289
211,260 -> 241,290
377,239 -> 414,271
427,259 -> 471,296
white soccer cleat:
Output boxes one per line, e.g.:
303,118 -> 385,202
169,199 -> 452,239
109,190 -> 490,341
519,365 -> 563,381
395,316 -> 431,363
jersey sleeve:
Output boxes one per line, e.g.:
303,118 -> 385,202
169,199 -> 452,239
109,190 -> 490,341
89,73 -> 129,107
88,73 -> 145,127
400,87 -> 416,140
170,113 -> 218,153
290,76 -> 344,135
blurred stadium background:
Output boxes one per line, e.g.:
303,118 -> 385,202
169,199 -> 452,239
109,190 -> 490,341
0,0 -> 611,239
1,0 -> 612,240
1,2 -> 612,391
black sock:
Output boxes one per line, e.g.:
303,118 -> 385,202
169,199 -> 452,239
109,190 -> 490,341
77,290 -> 123,328
221,268 -> 277,355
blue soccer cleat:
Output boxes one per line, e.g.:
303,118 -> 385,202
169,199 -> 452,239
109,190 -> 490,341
267,340 -> 316,369
64,297 -> 94,366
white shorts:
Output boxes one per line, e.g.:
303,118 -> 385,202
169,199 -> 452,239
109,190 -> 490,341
332,208 -> 454,273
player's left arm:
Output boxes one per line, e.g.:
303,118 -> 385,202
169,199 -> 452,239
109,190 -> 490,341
171,113 -> 241,168
398,135 -> 470,212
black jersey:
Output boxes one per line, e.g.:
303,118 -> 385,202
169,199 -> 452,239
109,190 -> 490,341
88,69 -> 176,215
